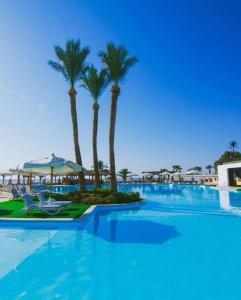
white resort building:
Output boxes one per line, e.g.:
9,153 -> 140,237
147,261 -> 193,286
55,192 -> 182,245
218,161 -> 241,187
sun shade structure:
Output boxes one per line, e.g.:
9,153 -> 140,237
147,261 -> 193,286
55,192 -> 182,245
171,172 -> 183,176
22,154 -> 82,194
185,170 -> 200,175
0,170 -> 14,176
127,173 -> 139,177
159,171 -> 171,176
143,173 -> 153,178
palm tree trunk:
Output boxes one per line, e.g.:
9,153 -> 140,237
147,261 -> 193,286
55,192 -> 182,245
109,84 -> 120,193
69,87 -> 85,191
93,102 -> 101,189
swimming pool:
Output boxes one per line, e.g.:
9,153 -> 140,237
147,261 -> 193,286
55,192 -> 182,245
1,184 -> 241,299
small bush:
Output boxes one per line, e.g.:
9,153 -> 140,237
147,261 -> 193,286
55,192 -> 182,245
52,189 -> 141,205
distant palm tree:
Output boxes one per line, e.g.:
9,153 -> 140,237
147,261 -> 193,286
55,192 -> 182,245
160,168 -> 168,173
48,39 -> 89,191
118,168 -> 132,183
98,160 -> 109,173
206,165 -> 213,174
99,43 -> 137,193
172,165 -> 182,172
229,141 -> 238,157
98,160 -> 109,181
81,65 -> 108,189
193,166 -> 202,173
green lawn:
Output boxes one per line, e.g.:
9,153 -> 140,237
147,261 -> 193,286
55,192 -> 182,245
0,199 -> 91,219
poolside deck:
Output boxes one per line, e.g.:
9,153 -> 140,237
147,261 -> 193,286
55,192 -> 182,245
0,192 -> 10,203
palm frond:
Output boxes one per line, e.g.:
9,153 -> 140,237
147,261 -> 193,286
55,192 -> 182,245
48,60 -> 69,83
49,39 -> 90,87
99,43 -> 137,83
81,64 -> 109,101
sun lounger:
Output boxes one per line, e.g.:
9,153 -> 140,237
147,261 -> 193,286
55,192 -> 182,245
19,186 -> 37,197
22,193 -> 64,215
11,188 -> 21,199
37,193 -> 72,207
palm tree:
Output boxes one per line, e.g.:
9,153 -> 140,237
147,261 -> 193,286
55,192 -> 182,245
48,39 -> 89,191
99,43 -> 137,193
193,166 -> 202,173
98,160 -> 109,181
118,168 -> 132,183
81,65 -> 108,189
98,160 -> 108,173
206,165 -> 213,174
229,141 -> 238,158
172,165 -> 182,172
160,168 -> 168,173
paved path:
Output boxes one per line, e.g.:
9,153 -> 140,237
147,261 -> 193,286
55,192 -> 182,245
0,192 -> 11,202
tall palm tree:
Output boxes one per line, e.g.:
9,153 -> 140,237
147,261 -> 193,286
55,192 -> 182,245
206,165 -> 213,174
118,168 -> 132,183
99,43 -> 137,192
48,39 -> 89,191
229,141 -> 238,158
81,65 -> 108,189
172,165 -> 182,172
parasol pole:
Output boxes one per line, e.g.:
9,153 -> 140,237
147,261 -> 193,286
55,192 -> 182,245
49,167 -> 54,198
29,173 -> 32,192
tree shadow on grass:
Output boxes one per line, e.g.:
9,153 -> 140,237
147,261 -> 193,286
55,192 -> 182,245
0,209 -> 13,216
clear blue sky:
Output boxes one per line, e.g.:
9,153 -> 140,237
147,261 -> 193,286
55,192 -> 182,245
0,0 -> 241,173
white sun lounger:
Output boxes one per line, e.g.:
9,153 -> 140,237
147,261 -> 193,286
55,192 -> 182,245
36,193 -> 72,207
22,193 -> 64,216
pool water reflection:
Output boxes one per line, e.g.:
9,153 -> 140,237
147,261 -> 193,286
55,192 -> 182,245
0,184 -> 241,300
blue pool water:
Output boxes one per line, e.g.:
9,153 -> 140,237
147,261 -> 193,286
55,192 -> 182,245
1,184 -> 241,299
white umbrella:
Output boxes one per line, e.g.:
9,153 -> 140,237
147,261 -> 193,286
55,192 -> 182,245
143,173 -> 153,178
22,153 -> 82,194
159,171 -> 171,176
185,170 -> 200,175
171,171 -> 182,176
127,173 -> 139,178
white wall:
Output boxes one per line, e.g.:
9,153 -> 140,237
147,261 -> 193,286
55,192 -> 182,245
218,162 -> 241,187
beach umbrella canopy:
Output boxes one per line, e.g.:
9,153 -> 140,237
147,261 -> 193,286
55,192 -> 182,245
159,171 -> 171,176
22,154 -> 82,193
185,170 -> 200,175
143,173 -> 153,177
171,171 -> 182,176
22,154 -> 82,175
127,173 -> 139,178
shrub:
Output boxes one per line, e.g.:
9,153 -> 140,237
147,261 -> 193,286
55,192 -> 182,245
52,189 -> 141,205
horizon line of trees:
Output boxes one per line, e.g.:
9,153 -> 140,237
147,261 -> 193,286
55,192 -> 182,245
49,39 -> 137,193
99,138 -> 240,180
